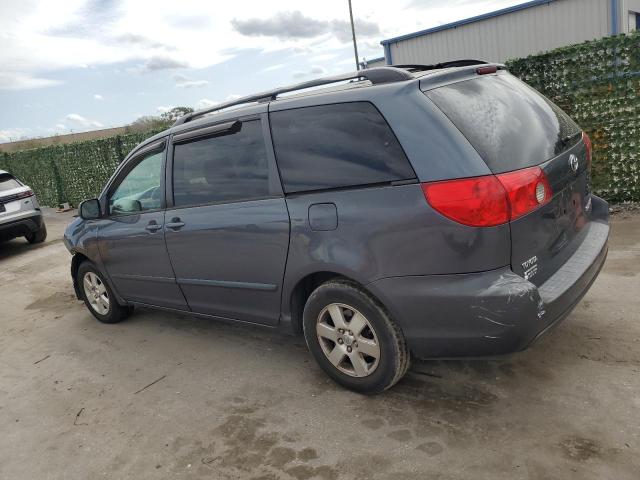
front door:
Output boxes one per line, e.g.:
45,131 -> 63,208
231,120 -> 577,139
97,142 -> 187,310
164,116 -> 289,325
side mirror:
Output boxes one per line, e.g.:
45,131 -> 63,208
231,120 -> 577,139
79,198 -> 101,220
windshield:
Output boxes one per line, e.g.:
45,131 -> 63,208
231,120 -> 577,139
425,73 -> 581,173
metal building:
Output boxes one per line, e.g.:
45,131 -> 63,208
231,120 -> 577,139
375,0 -> 640,66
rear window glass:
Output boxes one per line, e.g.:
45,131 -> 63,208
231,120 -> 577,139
425,74 -> 581,173
0,174 -> 21,192
270,102 -> 415,193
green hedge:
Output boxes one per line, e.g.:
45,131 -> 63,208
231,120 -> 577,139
0,130 -> 162,207
3,32 -> 640,205
507,32 -> 640,202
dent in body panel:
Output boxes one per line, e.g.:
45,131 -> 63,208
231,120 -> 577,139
367,268 -> 542,358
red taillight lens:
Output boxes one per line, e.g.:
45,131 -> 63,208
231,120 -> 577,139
16,189 -> 34,199
422,166 -> 553,227
496,166 -> 552,221
422,175 -> 509,227
582,131 -> 592,171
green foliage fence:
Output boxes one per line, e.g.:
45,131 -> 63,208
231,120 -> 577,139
2,32 -> 640,206
0,130 -> 162,207
507,32 -> 640,202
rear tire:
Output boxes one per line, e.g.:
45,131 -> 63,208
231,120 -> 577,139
302,279 -> 409,394
26,223 -> 47,244
77,262 -> 131,324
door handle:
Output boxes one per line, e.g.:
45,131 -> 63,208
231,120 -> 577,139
166,218 -> 185,230
145,221 -> 162,232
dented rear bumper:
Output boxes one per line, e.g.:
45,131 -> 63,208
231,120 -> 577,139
367,196 -> 609,359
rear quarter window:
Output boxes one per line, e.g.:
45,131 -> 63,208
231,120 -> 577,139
270,102 -> 415,193
425,74 -> 581,173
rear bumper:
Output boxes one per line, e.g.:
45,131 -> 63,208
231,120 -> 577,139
367,195 -> 610,359
0,212 -> 43,241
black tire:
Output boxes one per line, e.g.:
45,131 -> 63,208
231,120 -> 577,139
303,279 -> 410,394
77,261 -> 131,324
26,223 -> 47,244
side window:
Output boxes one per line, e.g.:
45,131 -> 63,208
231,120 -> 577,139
270,102 -> 415,193
172,120 -> 270,207
109,150 -> 163,215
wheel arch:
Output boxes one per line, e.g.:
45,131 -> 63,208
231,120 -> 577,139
71,253 -> 128,306
285,270 -> 382,334
71,253 -> 90,300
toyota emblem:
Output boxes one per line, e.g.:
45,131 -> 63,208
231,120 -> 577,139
569,154 -> 579,173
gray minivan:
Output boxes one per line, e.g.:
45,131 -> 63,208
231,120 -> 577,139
64,63 -> 609,393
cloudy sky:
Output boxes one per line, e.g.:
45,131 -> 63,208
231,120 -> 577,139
0,0 -> 523,142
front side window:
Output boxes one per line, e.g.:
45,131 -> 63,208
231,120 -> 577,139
172,120 -> 270,207
109,150 -> 163,215
270,102 -> 415,193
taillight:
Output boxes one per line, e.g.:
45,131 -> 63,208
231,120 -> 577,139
496,166 -> 552,221
16,189 -> 34,199
422,166 -> 553,227
582,131 -> 592,172
422,175 -> 509,227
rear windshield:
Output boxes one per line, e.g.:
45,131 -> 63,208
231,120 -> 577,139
425,74 -> 581,173
0,174 -> 21,192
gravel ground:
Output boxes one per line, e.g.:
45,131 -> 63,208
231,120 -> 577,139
0,208 -> 638,480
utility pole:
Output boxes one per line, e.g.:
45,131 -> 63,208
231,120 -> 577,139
348,0 -> 360,70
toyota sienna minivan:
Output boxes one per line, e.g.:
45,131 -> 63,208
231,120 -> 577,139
64,62 -> 609,393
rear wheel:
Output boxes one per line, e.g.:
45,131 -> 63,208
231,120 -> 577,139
303,280 -> 409,394
77,262 -> 130,324
25,223 -> 47,244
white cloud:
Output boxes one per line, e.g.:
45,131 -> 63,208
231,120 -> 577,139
173,74 -> 209,88
156,105 -> 175,114
0,128 -> 32,143
0,0 -> 523,91
65,113 -> 103,128
262,64 -> 285,72
195,98 -> 218,109
0,72 -> 61,90
93,93 -> 103,100
293,65 -> 327,78
142,55 -> 188,73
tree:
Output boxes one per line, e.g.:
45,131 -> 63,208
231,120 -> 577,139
160,106 -> 194,122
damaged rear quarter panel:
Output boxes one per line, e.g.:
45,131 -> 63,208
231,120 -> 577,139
367,268 -> 543,358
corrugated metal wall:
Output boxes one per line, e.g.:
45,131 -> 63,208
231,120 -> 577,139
389,0 -> 612,65
365,58 -> 386,68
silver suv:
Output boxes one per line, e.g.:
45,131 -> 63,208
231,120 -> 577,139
0,170 -> 47,244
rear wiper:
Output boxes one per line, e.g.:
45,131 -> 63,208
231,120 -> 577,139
561,131 -> 582,145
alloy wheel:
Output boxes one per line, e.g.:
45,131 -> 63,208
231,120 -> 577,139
83,272 -> 110,315
316,303 -> 380,377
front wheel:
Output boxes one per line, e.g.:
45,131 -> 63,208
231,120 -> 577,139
303,280 -> 410,394
77,262 -> 131,324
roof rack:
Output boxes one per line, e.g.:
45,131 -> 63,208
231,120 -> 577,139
173,67 -> 414,126
392,60 -> 488,72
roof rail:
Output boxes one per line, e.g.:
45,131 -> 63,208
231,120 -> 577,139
173,67 -> 414,126
393,60 -> 488,72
